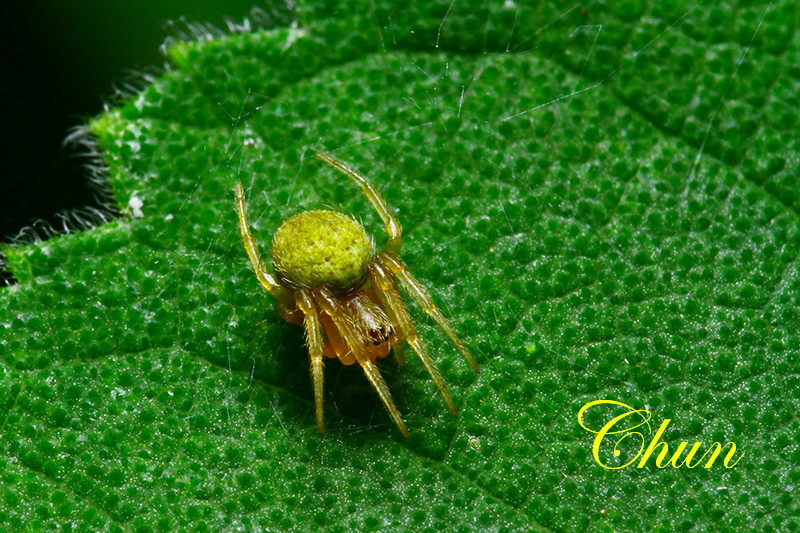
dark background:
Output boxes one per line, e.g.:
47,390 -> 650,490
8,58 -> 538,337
0,1 -> 268,246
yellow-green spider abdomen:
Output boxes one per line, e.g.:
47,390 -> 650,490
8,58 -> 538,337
271,210 -> 375,292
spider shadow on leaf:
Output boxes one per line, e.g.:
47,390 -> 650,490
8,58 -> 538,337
324,348 -> 411,435
263,319 -> 412,436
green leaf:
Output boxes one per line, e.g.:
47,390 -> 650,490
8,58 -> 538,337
2,1 -> 798,530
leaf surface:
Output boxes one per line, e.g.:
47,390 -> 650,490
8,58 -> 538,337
1,1 -> 797,531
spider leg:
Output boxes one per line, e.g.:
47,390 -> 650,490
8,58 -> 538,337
393,343 -> 407,365
313,150 -> 403,254
234,180 -> 294,309
378,253 -> 480,373
313,287 -> 410,438
369,262 -> 459,417
358,355 -> 410,438
296,289 -> 326,434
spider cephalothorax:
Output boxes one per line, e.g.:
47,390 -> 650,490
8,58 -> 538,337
234,150 -> 478,437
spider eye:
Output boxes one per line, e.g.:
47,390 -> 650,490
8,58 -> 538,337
367,326 -> 392,345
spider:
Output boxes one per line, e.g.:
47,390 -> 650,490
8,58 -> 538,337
234,150 -> 479,437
